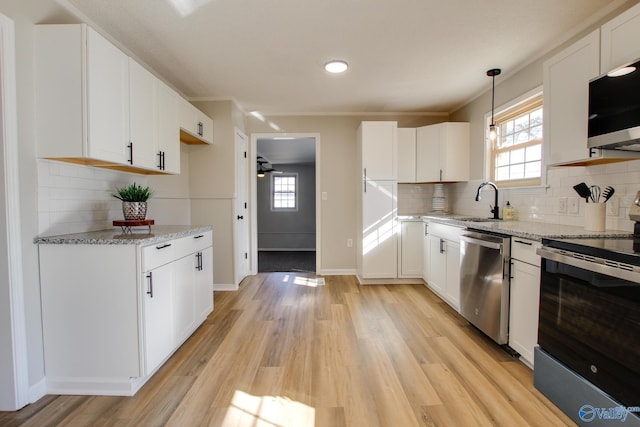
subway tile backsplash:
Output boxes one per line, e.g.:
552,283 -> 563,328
37,159 -> 148,236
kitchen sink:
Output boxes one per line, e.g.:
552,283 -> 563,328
464,217 -> 503,222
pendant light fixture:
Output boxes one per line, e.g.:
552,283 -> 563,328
487,68 -> 501,142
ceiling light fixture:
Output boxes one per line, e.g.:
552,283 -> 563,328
487,68 -> 501,142
324,60 -> 349,74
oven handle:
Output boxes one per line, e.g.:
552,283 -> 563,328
537,247 -> 640,283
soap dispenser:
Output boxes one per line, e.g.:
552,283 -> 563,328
503,201 -> 516,221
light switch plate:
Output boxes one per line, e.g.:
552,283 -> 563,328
558,197 -> 567,213
568,197 -> 579,214
606,197 -> 619,216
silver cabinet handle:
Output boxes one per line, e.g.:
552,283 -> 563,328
146,272 -> 153,298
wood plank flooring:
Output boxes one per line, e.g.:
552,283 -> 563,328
0,274 -> 576,426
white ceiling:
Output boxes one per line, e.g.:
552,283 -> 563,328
257,137 -> 316,165
62,0 -> 624,116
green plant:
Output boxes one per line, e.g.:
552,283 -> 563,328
112,182 -> 153,202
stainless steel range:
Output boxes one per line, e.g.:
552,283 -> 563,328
535,234 -> 640,426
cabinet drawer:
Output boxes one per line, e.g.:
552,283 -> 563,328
142,240 -> 176,271
427,222 -> 465,242
173,231 -> 213,259
511,237 -> 542,266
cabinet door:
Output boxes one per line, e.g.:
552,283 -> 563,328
197,110 -> 214,144
444,240 -> 460,311
509,259 -> 541,367
601,2 -> 640,73
359,121 -> 397,180
422,222 -> 430,280
143,262 -> 174,375
399,221 -> 423,278
157,81 -> 181,174
427,234 -> 445,294
543,30 -> 600,166
173,255 -> 196,345
195,247 -> 214,322
129,59 -> 158,170
85,26 -> 129,164
440,123 -> 470,182
416,124 -> 441,182
397,128 -> 416,183
361,180 -> 397,278
179,98 -> 198,135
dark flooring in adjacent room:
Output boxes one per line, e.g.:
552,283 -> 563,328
258,250 -> 316,273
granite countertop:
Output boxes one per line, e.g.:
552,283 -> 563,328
34,225 -> 213,245
421,214 -> 632,240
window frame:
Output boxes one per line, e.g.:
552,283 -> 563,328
485,87 -> 545,188
270,173 -> 299,211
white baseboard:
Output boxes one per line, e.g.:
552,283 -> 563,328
45,375 -> 146,397
356,276 -> 426,285
28,377 -> 46,405
213,283 -> 239,291
317,269 -> 357,276
258,248 -> 316,251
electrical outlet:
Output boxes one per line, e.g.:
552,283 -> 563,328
606,197 -> 619,216
558,197 -> 567,213
568,197 -> 579,214
347,238 -> 353,248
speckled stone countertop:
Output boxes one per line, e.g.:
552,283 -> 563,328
34,225 -> 213,245
421,215 -> 632,241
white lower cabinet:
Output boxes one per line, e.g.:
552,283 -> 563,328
508,237 -> 542,368
38,229 -> 213,396
424,222 -> 463,311
143,261 -> 174,375
398,220 -> 423,278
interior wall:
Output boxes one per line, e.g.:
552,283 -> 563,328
257,163 -> 316,250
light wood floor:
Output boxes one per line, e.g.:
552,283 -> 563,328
0,274 -> 575,426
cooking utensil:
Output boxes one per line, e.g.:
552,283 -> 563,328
602,186 -> 615,202
590,185 -> 601,203
573,183 -> 592,203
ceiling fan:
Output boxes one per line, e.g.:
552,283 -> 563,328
257,156 -> 282,176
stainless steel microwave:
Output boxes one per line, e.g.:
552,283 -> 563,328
588,57 -> 640,151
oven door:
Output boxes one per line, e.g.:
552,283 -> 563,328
537,247 -> 640,407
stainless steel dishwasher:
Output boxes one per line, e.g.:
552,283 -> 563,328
459,231 -> 511,345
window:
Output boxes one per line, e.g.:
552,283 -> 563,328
489,94 -> 543,187
271,174 -> 297,210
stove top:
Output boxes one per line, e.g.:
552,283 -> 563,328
542,236 -> 640,267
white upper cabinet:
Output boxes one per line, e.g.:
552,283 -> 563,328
543,30 -> 600,167
179,98 -> 213,145
156,81 -> 181,174
128,59 -> 158,170
35,24 -> 183,174
358,121 -> 398,181
397,128 -> 417,183
36,24 -> 129,165
601,2 -> 640,73
416,122 -> 469,182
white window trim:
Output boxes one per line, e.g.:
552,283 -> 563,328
484,85 -> 547,188
270,173 -> 299,212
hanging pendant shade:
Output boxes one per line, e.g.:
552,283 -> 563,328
487,68 -> 501,142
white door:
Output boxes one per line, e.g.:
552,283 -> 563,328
234,129 -> 250,284
143,263 -> 174,375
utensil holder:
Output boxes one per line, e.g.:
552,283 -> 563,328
584,203 -> 605,231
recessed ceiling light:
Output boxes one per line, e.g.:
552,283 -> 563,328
324,60 -> 349,74
607,66 -> 636,77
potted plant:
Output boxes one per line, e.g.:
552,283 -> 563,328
113,182 -> 153,220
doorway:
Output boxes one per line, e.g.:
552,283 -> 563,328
250,134 -> 320,274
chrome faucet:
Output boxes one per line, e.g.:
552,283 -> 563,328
475,181 -> 500,219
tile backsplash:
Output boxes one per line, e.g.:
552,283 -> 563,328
398,158 -> 640,233
37,159 -> 148,236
